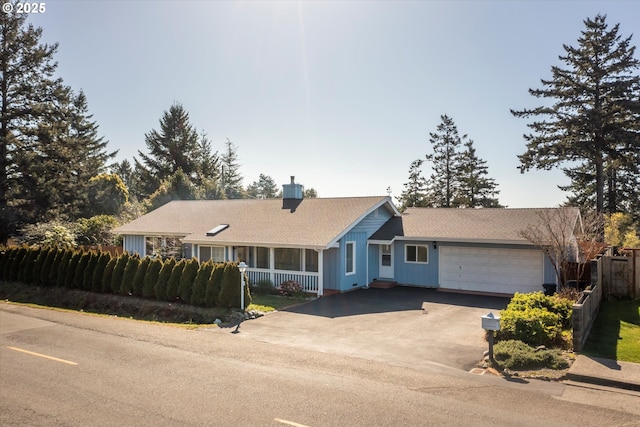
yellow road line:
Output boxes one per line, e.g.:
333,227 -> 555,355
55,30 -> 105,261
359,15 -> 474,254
7,346 -> 78,366
274,418 -> 310,427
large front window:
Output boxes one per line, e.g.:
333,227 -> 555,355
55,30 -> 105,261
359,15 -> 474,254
275,248 -> 301,271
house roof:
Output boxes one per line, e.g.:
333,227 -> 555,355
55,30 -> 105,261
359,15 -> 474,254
114,196 -> 396,249
369,207 -> 581,244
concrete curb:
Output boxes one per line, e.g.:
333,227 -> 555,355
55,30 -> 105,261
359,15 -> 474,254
566,355 -> 640,392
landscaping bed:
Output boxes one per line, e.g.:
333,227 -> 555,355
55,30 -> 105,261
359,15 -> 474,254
0,281 -> 232,325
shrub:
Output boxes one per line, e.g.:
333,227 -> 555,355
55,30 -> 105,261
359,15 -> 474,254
204,263 -> 224,307
101,256 -> 118,293
494,339 -> 569,370
92,252 -> 111,292
178,258 -> 199,303
217,263 -> 241,308
191,261 -> 214,306
155,257 -> 176,300
133,257 -> 150,296
143,258 -> 163,299
82,252 -> 100,290
56,249 -> 74,287
20,247 -> 40,284
9,247 -> 28,281
64,251 -> 83,288
166,259 -> 186,301
280,280 -> 303,297
42,248 -> 62,286
110,253 -> 130,293
73,251 -> 92,289
497,292 -> 573,348
252,279 -> 275,295
121,255 -> 140,295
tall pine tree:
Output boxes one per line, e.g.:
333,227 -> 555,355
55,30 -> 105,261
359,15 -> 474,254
425,115 -> 463,207
397,159 -> 428,211
220,138 -> 244,199
512,14 -> 640,216
455,140 -> 501,208
135,103 -> 220,200
1,7 -> 62,242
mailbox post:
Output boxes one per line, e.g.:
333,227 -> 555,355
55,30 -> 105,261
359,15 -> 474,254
481,312 -> 501,365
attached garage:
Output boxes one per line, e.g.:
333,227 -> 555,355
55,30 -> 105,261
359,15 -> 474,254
439,246 -> 544,294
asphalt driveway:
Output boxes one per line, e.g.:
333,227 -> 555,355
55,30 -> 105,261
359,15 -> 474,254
222,287 -> 509,372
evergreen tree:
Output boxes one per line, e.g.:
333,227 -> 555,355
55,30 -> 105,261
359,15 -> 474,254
220,139 -> 244,199
16,88 -> 115,223
154,257 -> 176,300
512,14 -> 640,216
56,249 -> 73,287
217,263 -> 241,308
101,256 -> 118,293
247,174 -> 278,199
143,258 -> 163,299
455,140 -> 502,208
425,115 -> 464,207
84,173 -> 129,217
120,255 -> 140,295
64,251 -> 82,288
41,248 -> 59,286
110,253 -> 130,293
135,103 -> 218,199
178,258 -> 199,303
166,259 -> 186,301
1,8 -> 63,243
133,257 -> 150,297
81,251 -> 99,290
72,251 -> 91,289
204,263 -> 225,307
397,159 -> 428,211
91,252 -> 111,292
191,261 -> 214,306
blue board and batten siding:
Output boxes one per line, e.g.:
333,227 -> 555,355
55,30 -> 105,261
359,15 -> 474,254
124,235 -> 145,256
326,206 -> 393,292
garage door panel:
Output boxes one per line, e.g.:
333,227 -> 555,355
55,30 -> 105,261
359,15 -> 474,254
440,246 -> 543,294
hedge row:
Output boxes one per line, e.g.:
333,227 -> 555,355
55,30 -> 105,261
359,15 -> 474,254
0,246 -> 251,309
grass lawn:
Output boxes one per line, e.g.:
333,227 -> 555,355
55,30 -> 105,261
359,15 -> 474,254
247,294 -> 310,312
582,299 -> 640,363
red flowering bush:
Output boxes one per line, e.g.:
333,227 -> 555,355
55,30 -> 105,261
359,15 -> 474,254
279,280 -> 303,297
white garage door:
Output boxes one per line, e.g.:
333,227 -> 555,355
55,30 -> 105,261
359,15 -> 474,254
440,246 -> 543,294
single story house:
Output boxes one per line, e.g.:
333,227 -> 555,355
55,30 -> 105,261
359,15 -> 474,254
114,177 -> 581,296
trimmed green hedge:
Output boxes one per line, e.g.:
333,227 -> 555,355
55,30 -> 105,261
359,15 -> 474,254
0,246 -> 251,311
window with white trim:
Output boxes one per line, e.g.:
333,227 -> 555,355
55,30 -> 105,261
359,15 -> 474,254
346,241 -> 355,275
405,244 -> 428,263
199,246 -> 225,263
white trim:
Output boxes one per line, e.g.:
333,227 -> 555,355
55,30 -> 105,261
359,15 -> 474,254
346,241 -> 356,276
318,249 -> 324,296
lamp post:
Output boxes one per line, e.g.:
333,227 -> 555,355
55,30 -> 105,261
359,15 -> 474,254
238,261 -> 247,311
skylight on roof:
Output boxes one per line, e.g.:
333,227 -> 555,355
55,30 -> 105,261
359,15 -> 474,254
206,224 -> 229,236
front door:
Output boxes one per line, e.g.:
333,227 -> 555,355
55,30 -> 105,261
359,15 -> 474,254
379,244 -> 393,278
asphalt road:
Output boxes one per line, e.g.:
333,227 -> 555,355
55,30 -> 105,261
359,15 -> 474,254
1,302 -> 639,427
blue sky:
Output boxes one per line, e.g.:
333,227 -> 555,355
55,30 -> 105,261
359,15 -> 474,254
29,1 -> 640,207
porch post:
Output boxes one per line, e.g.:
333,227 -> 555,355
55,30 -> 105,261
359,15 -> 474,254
318,249 -> 324,296
269,247 -> 275,285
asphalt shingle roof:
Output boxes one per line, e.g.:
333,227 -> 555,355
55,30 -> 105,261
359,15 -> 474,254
369,207 -> 580,244
114,196 -> 392,248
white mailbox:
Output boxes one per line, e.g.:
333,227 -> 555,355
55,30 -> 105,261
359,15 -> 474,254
481,312 -> 501,331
